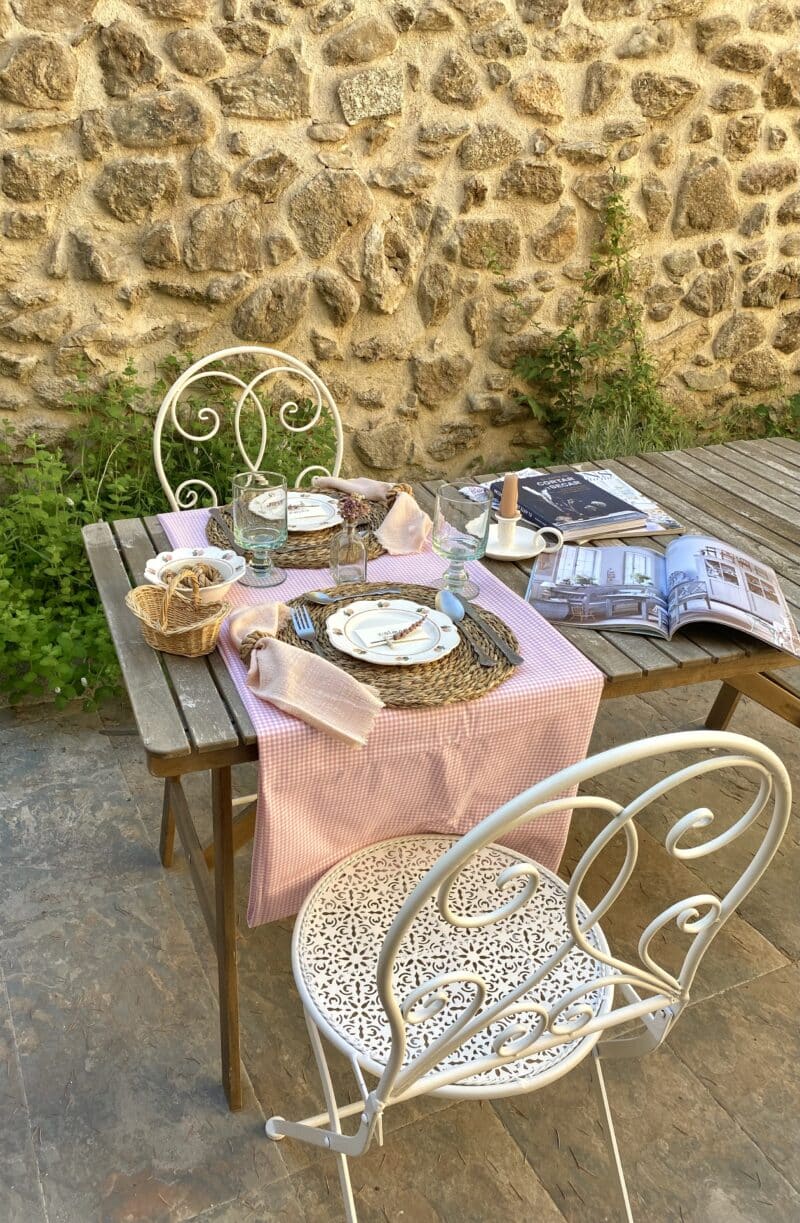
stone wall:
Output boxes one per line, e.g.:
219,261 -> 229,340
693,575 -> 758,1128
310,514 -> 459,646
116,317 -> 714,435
0,0 -> 798,474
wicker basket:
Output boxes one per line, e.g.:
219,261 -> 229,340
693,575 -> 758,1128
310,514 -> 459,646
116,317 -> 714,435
125,569 -> 231,657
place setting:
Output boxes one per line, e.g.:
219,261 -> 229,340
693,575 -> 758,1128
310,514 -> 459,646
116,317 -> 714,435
225,480 -> 524,715
204,474 -> 400,569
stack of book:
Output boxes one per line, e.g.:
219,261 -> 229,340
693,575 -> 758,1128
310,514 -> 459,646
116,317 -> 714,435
488,468 -> 682,542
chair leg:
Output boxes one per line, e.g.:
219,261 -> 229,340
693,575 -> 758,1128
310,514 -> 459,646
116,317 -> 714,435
592,1048 -> 634,1223
305,1011 -> 359,1223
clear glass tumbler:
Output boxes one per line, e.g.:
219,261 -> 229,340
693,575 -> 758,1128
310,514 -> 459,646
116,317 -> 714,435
432,483 -> 491,600
232,471 -> 288,588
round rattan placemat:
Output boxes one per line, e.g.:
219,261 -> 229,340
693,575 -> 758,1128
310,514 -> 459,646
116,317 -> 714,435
206,498 -> 389,569
273,582 -> 520,708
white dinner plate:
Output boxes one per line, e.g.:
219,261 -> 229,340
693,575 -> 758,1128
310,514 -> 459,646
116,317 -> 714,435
250,492 -> 343,533
325,599 -> 460,667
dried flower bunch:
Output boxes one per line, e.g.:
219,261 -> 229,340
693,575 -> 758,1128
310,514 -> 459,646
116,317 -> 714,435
176,562 -> 221,590
338,494 -> 369,524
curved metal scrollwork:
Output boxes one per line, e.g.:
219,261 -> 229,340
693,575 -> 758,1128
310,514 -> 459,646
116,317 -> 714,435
373,732 -> 791,1105
437,860 -> 541,929
153,346 -> 344,510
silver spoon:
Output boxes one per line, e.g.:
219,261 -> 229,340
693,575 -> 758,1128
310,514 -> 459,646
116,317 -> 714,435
435,590 -> 497,668
305,587 -> 404,605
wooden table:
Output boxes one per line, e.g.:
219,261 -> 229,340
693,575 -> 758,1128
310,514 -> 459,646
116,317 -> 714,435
83,438 -> 800,1111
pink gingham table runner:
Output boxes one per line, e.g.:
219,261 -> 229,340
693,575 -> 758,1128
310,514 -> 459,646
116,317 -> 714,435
159,508 -> 604,926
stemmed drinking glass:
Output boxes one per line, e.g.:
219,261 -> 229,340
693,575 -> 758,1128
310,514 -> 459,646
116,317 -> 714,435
432,483 -> 491,600
232,471 -> 288,588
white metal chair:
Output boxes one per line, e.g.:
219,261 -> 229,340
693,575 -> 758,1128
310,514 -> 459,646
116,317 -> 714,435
265,730 -> 791,1221
152,347 -> 343,841
153,345 -> 343,511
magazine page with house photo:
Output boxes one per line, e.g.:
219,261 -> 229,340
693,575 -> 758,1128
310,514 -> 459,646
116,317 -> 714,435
526,544 -> 670,636
666,535 -> 800,657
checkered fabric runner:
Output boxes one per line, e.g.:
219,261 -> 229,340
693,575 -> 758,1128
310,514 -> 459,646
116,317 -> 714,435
159,509 -> 604,926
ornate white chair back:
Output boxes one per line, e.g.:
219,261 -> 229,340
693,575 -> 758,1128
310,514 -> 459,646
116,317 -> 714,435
152,346 -> 344,510
371,730 -> 791,1106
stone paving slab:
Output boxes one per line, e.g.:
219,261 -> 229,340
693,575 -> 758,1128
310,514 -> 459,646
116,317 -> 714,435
0,970 -> 45,1223
0,880 -> 288,1222
494,1044 -> 800,1222
0,679 -> 798,1221
0,709 -> 159,935
669,961 -> 800,1194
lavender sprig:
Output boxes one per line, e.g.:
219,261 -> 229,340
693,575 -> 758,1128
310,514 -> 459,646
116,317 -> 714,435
339,494 -> 369,524
389,613 -> 427,642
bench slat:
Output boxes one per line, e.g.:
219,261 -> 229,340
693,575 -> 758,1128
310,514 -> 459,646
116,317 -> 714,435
144,515 -> 257,748
113,518 -> 240,754
82,521 -> 189,759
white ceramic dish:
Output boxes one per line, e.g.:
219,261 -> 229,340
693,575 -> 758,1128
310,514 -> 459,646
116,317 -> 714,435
325,598 -> 460,667
144,546 -> 246,605
250,491 -> 343,533
485,523 -> 563,561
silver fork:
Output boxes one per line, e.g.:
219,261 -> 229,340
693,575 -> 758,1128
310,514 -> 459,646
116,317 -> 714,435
290,604 -> 325,656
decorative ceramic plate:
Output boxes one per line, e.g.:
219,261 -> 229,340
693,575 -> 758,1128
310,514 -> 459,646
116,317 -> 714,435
143,545 -> 246,596
325,598 -> 460,667
250,491 -> 343,533
142,545 -> 245,587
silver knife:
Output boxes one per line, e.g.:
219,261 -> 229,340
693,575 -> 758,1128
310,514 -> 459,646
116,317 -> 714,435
455,595 -> 524,666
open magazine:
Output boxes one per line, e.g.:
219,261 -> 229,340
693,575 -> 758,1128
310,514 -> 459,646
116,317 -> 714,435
526,535 -> 800,658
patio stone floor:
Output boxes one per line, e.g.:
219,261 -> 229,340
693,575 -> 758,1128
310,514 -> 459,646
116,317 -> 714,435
1,678 -> 798,1222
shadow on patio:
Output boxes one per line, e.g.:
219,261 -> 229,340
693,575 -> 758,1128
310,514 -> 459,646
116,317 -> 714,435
1,677 -> 798,1222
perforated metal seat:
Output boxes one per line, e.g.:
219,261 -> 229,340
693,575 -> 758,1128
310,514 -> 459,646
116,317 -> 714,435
294,835 -> 614,1098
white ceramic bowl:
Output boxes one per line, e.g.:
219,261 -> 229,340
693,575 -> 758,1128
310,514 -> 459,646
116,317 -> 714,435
144,546 -> 246,606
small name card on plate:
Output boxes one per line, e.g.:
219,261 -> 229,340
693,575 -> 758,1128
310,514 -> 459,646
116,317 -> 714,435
289,503 -> 324,521
356,624 -> 428,650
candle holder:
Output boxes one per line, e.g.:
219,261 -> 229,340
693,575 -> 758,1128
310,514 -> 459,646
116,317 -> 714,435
495,513 -> 520,550
486,522 -> 564,562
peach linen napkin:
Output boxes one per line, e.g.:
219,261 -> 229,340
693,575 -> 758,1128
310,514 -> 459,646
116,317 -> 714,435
227,603 -> 384,746
310,476 -> 432,554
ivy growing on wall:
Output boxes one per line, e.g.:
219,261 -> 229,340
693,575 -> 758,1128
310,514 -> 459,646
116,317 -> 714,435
514,182 -> 695,463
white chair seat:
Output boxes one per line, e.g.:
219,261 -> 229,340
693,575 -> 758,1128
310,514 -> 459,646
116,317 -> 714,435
293,835 -> 615,1099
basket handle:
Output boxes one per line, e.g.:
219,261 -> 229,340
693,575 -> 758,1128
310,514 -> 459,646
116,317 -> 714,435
162,568 -> 201,630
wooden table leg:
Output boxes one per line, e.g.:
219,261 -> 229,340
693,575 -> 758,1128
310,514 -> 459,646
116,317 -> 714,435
705,682 -> 742,730
212,765 -> 243,1111
159,781 -> 176,867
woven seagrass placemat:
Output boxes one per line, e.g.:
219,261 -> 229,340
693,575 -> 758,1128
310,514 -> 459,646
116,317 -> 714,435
206,497 -> 389,569
275,582 -> 520,708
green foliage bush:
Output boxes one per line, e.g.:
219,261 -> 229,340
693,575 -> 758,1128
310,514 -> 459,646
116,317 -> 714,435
0,357 -> 336,708
514,181 -> 800,463
516,183 -> 694,463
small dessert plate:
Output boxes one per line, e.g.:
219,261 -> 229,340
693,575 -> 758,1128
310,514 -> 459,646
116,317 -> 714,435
250,491 -> 343,533
144,546 -> 246,605
325,598 -> 459,667
485,524 -> 563,561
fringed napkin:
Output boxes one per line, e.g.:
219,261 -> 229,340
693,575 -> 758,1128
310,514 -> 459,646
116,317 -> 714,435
311,476 -> 432,554
228,603 -> 384,746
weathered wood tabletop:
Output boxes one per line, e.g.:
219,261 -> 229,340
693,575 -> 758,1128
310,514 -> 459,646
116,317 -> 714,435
82,436 -> 800,1109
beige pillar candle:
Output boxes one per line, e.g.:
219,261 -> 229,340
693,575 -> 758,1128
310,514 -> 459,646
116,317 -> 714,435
498,472 -> 519,519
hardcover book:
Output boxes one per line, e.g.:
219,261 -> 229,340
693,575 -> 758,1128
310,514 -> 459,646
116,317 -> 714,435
490,472 -> 647,541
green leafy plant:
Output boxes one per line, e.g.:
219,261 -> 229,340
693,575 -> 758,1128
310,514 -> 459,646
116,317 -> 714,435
514,181 -> 694,463
0,357 -> 337,708
711,392 -> 800,443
